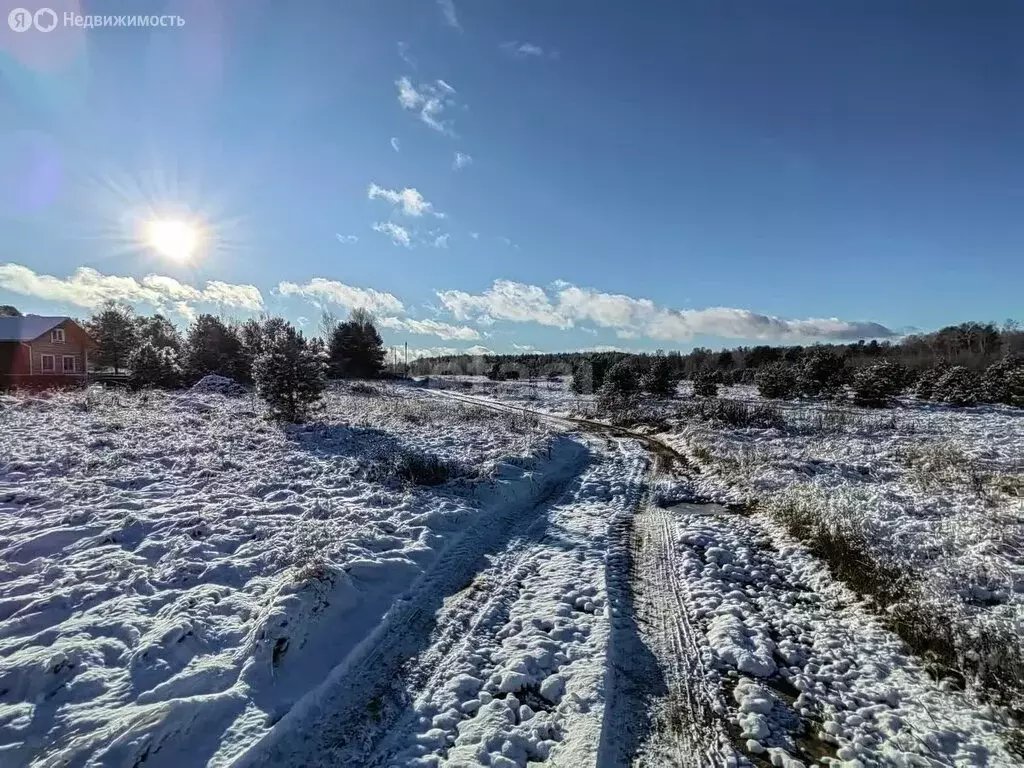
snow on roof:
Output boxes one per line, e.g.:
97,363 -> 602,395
0,315 -> 68,342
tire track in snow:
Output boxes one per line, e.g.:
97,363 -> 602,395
629,504 -> 732,766
433,389 -> 738,766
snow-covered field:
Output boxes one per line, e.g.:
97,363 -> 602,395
660,388 -> 1024,702
434,378 -> 1024,764
3,375 -> 1023,767
0,383 -> 565,766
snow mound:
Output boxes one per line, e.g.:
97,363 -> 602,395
189,374 -> 247,396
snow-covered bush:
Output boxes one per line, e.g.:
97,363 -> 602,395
797,347 -> 847,399
932,366 -> 984,406
755,363 -> 798,400
692,373 -> 719,398
253,324 -> 326,422
913,365 -> 946,401
129,341 -> 181,390
679,398 -> 785,429
851,361 -> 906,407
983,356 -> 1024,407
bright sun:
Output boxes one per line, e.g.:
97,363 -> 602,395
146,219 -> 200,261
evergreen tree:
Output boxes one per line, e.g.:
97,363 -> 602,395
254,323 -> 326,422
136,313 -> 183,352
129,341 -> 181,389
693,373 -> 719,397
756,363 -> 798,400
982,356 -> 1024,407
642,357 -> 676,397
184,314 -> 246,383
914,365 -> 947,401
851,361 -> 906,407
86,301 -> 139,374
571,360 -> 593,394
797,347 -> 847,398
933,366 -> 984,406
598,359 -> 640,411
327,309 -> 386,378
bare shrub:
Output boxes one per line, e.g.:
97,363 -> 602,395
767,486 -> 1024,714
899,441 -> 989,498
290,519 -> 335,584
349,382 -> 382,396
679,398 -> 786,430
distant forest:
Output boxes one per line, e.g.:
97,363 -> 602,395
410,321 -> 1024,383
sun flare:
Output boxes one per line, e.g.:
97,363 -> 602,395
145,219 -> 200,262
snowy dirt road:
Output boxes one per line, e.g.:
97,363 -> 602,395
235,434 -> 650,767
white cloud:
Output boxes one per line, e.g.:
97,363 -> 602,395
467,345 -> 492,356
394,345 -> 460,360
469,231 -> 480,240
390,137 -> 400,152
453,151 -> 473,170
397,42 -> 416,69
437,280 -> 571,329
437,0 -> 460,30
379,316 -> 480,341
436,278 -> 895,342
202,281 -> 265,311
0,263 -> 264,315
336,234 -> 359,244
277,278 -> 404,314
372,221 -> 412,247
511,343 -> 537,351
501,41 -> 557,59
396,77 -> 459,134
397,77 -> 421,109
367,183 -> 437,217
433,233 -> 450,249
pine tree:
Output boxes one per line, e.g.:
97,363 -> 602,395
87,301 -> 139,374
184,314 -> 247,383
982,356 -> 1024,407
136,314 -> 183,352
797,347 -> 847,398
756,363 -> 798,400
598,359 -> 640,411
933,366 -> 984,406
327,309 -> 386,378
253,323 -> 326,422
129,341 -> 181,389
692,373 -> 718,398
851,361 -> 906,407
642,357 -> 676,397
914,365 -> 947,401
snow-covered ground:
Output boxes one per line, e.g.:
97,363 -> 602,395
0,383 -> 565,766
3,376 -> 1022,767
429,381 -> 1024,764
659,388 -> 1024,707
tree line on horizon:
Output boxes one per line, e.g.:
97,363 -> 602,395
411,320 -> 1024,408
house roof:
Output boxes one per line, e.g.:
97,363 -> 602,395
0,315 -> 69,342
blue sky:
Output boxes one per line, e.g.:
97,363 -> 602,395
1,0 -> 1022,357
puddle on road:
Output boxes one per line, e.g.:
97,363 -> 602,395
666,502 -> 729,516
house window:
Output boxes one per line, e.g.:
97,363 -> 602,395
51,328 -> 66,343
41,354 -> 55,372
63,356 -> 77,373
